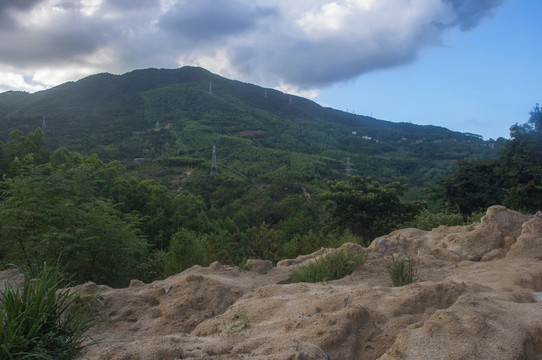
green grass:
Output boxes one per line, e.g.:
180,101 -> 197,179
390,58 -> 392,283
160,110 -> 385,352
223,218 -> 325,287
0,263 -> 96,359
403,209 -> 485,231
290,248 -> 364,283
222,314 -> 250,335
386,255 -> 419,287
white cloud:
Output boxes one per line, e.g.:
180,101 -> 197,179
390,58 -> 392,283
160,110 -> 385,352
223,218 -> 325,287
0,0 -> 505,94
0,70 -> 45,93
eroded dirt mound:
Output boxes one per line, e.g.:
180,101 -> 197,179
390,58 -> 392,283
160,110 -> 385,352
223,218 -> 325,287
2,206 -> 542,359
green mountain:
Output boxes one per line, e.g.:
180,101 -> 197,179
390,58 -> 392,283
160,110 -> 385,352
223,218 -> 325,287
0,67 -> 510,283
0,66 -> 497,192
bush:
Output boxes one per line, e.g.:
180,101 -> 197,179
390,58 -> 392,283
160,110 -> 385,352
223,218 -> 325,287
0,264 -> 96,359
386,255 -> 418,287
290,248 -> 364,283
163,229 -> 210,276
403,210 -> 485,231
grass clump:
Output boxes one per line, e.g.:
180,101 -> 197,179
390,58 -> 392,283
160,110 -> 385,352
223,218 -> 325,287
0,263 -> 96,359
386,255 -> 419,287
222,314 -> 250,335
290,248 -> 364,283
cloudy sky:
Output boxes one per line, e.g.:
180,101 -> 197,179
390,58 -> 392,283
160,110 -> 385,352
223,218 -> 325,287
0,0 -> 540,139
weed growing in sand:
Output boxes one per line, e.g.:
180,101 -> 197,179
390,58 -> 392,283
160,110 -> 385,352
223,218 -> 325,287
290,248 -> 364,283
0,263 -> 96,359
222,314 -> 250,334
386,255 -> 418,287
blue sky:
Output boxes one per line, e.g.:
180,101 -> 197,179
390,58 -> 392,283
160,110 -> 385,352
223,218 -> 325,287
0,0 -> 539,140
315,0 -> 542,140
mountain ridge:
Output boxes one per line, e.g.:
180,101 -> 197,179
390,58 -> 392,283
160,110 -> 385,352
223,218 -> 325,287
0,66 -> 499,193
0,66 -> 491,143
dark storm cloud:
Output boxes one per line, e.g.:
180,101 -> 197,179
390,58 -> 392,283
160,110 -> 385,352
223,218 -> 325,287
443,0 -> 505,30
158,0 -> 277,43
0,0 -> 43,28
221,0 -> 507,89
0,0 -> 508,94
0,0 -> 41,13
0,13 -> 112,66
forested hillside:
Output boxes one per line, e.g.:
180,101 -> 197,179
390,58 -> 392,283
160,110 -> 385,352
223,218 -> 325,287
0,67 -> 507,286
0,67 -> 499,187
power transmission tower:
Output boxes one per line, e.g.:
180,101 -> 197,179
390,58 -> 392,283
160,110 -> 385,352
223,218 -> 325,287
209,80 -> 213,96
210,144 -> 218,175
41,115 -> 46,130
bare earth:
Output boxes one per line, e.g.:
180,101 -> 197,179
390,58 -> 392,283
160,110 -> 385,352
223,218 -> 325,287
2,205 -> 542,359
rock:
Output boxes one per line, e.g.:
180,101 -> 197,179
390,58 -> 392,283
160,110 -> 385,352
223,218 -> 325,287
503,235 -> 516,247
0,268 -> 25,292
245,259 -> 273,274
129,279 -> 145,287
481,248 -> 504,261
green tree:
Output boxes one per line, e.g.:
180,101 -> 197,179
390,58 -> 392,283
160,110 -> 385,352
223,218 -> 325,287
1,129 -> 49,177
163,229 -> 210,276
321,176 -> 424,244
0,157 -> 147,287
498,104 -> 542,211
433,160 -> 502,215
433,104 -> 542,214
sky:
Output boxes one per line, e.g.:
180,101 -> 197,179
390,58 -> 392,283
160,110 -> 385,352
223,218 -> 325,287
0,0 -> 540,140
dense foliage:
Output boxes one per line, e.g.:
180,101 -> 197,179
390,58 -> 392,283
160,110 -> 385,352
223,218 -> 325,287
434,104 -> 542,215
321,176 -> 425,244
0,67 -> 498,196
3,68 -> 535,288
0,129 -> 431,286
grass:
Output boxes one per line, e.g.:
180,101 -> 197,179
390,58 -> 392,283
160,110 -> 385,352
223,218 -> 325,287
290,248 -> 364,283
403,209 -> 485,231
386,255 -> 419,287
222,314 -> 250,334
0,263 -> 97,359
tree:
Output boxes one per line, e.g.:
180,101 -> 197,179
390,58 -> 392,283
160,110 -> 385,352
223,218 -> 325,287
498,104 -> 542,211
321,176 -> 425,244
433,104 -> 542,214
528,103 -> 541,131
0,155 -> 148,287
433,160 -> 502,215
0,129 -> 49,178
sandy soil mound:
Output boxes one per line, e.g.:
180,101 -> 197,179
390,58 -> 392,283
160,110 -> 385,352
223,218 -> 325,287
2,206 -> 542,359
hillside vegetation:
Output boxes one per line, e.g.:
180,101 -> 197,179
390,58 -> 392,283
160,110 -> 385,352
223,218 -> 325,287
0,67 -> 498,187
0,67 -> 515,286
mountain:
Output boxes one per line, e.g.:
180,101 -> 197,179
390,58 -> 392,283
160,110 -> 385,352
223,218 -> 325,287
0,66 -> 498,192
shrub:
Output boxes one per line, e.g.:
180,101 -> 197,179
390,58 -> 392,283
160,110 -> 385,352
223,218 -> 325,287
386,255 -> 418,287
403,209 -> 485,231
163,229 -> 210,276
290,248 -> 364,283
0,263 -> 96,359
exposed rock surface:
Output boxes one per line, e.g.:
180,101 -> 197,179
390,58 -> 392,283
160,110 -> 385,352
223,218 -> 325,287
2,206 -> 542,359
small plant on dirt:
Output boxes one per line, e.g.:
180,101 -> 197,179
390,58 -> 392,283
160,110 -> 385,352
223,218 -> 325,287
0,263 -> 97,359
386,255 -> 419,287
222,314 -> 250,335
290,248 -> 364,283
